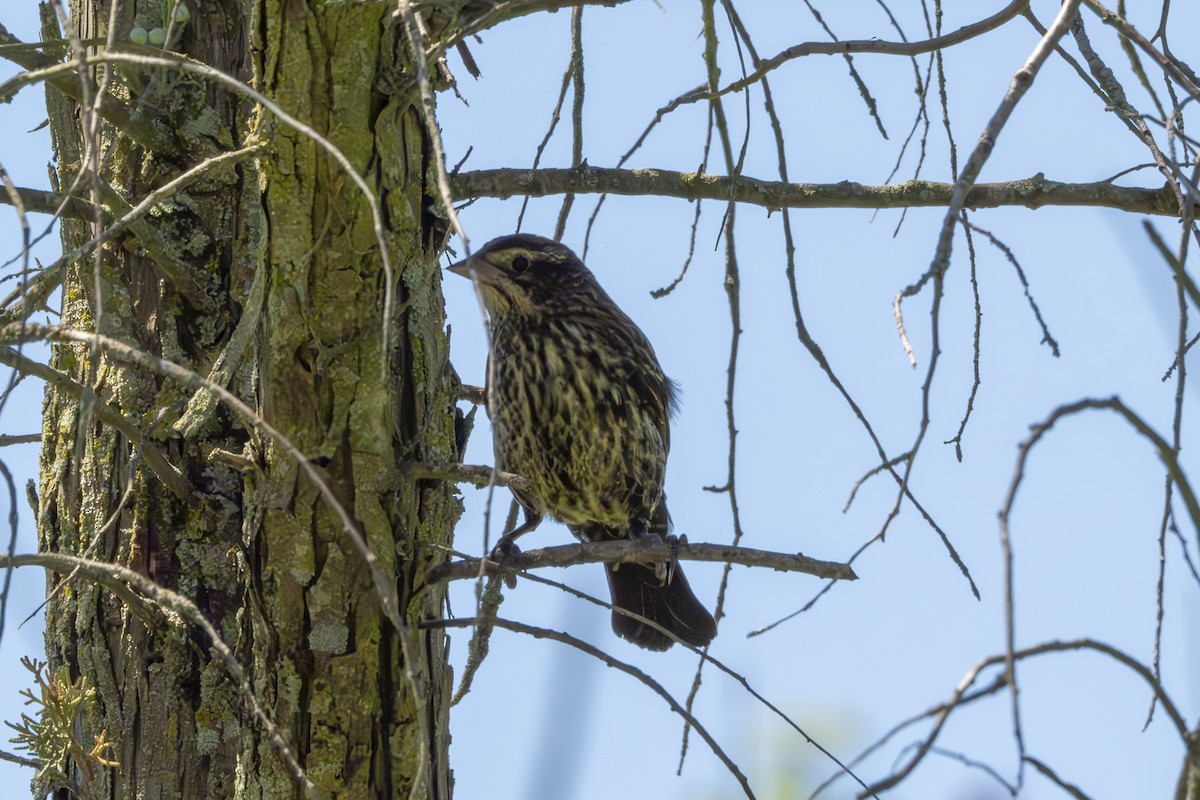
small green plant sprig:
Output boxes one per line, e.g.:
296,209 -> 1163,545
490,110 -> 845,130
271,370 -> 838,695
6,657 -> 119,791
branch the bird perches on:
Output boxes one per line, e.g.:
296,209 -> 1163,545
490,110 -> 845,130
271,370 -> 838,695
426,539 -> 856,585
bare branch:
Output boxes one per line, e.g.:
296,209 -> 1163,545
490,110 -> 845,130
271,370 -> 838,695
1026,756 -> 1093,799
998,394 -> 1200,795
437,0 -> 638,47
0,185 -> 92,219
12,171 -> 1194,223
448,167 -> 1191,216
425,615 -> 757,799
1081,0 -> 1200,102
860,637 -> 1189,797
659,1 -> 1029,112
0,434 -> 39,447
486,565 -> 877,796
0,748 -> 40,769
424,539 -> 856,585
402,460 -> 531,492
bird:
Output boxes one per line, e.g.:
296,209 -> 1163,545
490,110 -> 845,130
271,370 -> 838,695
447,233 -> 717,651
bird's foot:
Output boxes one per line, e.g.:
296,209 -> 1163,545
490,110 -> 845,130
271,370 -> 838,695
652,558 -> 668,583
629,520 -> 670,584
489,535 -> 522,561
665,533 -> 686,585
488,536 -> 522,589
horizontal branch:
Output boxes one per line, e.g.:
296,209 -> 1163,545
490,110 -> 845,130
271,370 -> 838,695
9,170 -> 1187,225
401,460 -> 530,491
0,185 -> 93,218
449,167 -> 1189,217
0,433 -> 40,447
440,0 -> 637,48
425,539 -> 857,585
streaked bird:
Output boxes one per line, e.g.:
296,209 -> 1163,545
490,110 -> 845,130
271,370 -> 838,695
448,233 -> 717,651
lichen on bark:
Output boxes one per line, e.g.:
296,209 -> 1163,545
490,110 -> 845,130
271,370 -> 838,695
35,1 -> 461,797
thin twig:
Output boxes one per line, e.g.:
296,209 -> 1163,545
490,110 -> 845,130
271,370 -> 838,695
552,6 -> 584,241
426,615 -> 757,799
499,566 -> 877,797
859,637 -> 1189,796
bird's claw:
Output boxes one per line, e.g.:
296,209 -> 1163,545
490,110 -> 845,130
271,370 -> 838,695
489,536 -> 521,589
629,520 -> 671,584
666,533 -> 685,585
489,536 -> 522,561
652,551 -> 668,584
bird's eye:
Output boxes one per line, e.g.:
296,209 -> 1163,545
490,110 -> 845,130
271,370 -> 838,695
511,255 -> 530,272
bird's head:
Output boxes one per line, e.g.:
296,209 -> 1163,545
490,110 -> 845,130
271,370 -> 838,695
447,234 -> 595,317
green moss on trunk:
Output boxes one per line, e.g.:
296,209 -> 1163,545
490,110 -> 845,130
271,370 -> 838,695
37,1 -> 459,797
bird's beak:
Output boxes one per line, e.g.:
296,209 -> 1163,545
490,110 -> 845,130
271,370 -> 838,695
446,255 -> 503,285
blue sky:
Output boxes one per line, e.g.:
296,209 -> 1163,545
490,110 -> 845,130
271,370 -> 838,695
2,2 -> 1198,799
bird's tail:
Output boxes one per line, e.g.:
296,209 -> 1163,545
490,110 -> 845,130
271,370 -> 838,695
604,560 -> 717,651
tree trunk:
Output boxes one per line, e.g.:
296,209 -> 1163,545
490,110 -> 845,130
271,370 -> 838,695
37,1 -> 457,797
